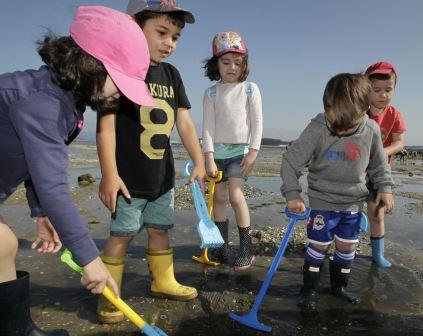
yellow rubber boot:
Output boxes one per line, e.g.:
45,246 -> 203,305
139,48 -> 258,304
97,253 -> 126,324
146,248 -> 198,301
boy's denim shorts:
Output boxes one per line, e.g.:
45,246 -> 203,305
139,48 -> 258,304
110,188 -> 174,237
214,155 -> 247,183
306,210 -> 361,245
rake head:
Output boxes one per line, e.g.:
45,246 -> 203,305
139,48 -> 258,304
191,180 -> 224,249
197,218 -> 225,249
184,161 -> 224,249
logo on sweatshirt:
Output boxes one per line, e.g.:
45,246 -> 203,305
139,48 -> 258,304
326,141 -> 366,163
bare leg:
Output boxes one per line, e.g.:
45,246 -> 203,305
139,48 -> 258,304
103,236 -> 133,257
367,201 -> 385,237
228,178 -> 249,228
147,228 -> 169,251
367,201 -> 391,267
213,182 -> 228,222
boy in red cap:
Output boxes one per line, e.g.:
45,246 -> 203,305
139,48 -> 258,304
365,61 -> 406,267
96,0 -> 205,323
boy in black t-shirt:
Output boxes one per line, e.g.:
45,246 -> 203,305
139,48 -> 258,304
96,0 -> 205,324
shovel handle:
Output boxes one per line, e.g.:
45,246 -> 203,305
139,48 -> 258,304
60,250 -> 147,329
206,171 -> 222,217
206,171 -> 223,183
285,207 -> 311,220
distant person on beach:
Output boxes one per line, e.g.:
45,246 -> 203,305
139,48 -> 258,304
0,6 -> 153,335
96,0 -> 205,324
364,61 -> 406,268
281,73 -> 394,311
202,31 -> 263,271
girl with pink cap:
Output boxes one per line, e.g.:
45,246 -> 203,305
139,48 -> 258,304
202,31 -> 263,271
0,6 -> 153,335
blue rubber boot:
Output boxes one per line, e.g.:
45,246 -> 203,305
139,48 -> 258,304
371,237 -> 392,268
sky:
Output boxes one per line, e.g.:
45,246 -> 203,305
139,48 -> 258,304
1,0 -> 422,144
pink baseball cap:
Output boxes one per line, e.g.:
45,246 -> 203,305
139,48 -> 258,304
365,61 -> 397,77
212,31 -> 247,57
70,6 -> 155,107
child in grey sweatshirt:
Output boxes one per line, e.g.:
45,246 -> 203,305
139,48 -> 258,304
281,73 -> 394,311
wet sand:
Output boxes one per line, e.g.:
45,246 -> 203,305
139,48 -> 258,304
2,143 -> 423,335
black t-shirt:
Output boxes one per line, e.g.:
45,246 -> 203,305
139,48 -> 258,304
115,62 -> 191,200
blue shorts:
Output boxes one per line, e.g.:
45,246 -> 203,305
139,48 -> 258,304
215,155 -> 247,183
110,188 -> 174,237
307,210 -> 361,245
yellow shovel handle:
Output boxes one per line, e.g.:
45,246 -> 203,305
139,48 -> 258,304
102,286 -> 146,328
206,171 -> 222,217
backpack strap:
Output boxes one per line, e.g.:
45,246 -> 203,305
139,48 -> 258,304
245,82 -> 252,105
210,82 -> 252,105
209,84 -> 217,103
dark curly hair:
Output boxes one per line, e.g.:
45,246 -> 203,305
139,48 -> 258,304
368,72 -> 397,86
203,54 -> 249,82
37,34 -> 118,112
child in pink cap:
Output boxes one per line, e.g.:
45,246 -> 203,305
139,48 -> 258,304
202,31 -> 263,271
365,61 -> 406,268
0,6 -> 152,335
96,0 -> 206,324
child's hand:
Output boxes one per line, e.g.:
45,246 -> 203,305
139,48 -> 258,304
99,175 -> 131,213
81,256 -> 119,297
188,164 -> 207,189
376,192 -> 394,213
204,153 -> 218,177
32,216 -> 62,253
240,150 -> 258,177
287,199 -> 306,214
205,160 -> 218,178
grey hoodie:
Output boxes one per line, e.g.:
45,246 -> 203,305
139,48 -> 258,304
281,113 -> 393,212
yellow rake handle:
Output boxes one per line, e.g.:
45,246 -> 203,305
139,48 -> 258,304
206,171 -> 223,217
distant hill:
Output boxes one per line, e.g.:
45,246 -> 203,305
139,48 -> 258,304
261,138 -> 292,146
405,145 -> 423,151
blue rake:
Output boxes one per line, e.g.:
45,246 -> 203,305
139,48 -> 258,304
229,207 -> 311,332
184,161 -> 224,249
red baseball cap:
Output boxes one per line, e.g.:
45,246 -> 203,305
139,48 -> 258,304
365,61 -> 397,77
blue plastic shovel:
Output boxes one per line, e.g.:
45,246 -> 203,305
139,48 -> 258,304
184,161 -> 224,249
229,207 -> 311,332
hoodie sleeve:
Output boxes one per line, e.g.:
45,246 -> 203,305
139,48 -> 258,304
367,125 -> 394,193
9,93 -> 99,266
281,120 -> 318,201
202,88 -> 215,153
24,179 -> 45,217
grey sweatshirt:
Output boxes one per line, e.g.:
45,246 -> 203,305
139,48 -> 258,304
281,113 -> 393,212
